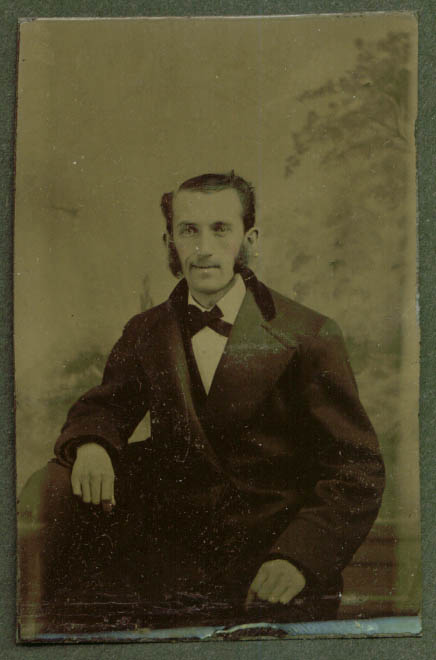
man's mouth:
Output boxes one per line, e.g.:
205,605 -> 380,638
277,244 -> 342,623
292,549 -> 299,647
191,264 -> 219,270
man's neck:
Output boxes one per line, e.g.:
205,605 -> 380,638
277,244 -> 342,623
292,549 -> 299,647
190,275 -> 238,310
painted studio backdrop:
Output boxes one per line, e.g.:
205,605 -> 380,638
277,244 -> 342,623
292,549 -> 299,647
15,14 -> 419,620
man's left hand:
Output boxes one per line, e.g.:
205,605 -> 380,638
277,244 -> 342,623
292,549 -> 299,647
245,559 -> 306,608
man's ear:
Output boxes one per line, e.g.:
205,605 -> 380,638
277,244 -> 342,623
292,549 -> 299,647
245,227 -> 259,248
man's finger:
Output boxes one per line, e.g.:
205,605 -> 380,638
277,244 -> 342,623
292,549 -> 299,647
81,478 -> 91,503
279,584 -> 300,605
244,588 -> 256,609
267,580 -> 291,604
257,572 -> 282,601
250,567 -> 269,595
101,499 -> 113,513
71,474 -> 82,497
101,474 -> 115,506
90,475 -> 102,505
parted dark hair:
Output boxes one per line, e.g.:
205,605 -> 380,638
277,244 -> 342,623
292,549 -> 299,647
160,171 -> 256,235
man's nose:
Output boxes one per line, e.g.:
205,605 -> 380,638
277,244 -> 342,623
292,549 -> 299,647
196,230 -> 213,256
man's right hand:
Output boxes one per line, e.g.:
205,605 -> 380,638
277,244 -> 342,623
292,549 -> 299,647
71,442 -> 115,512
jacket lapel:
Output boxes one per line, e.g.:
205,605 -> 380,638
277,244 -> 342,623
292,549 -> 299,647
140,273 -> 297,454
137,286 -> 224,472
204,284 -> 297,430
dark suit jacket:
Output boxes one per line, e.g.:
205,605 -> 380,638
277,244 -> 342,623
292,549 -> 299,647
55,269 -> 385,587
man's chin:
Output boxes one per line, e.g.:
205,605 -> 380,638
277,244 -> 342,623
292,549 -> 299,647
190,282 -> 225,294
187,272 -> 234,295
190,268 -> 220,284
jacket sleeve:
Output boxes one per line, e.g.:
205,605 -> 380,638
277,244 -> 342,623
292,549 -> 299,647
54,315 -> 150,467
269,318 -> 385,583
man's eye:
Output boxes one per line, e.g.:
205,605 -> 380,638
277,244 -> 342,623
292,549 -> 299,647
181,225 -> 196,235
214,224 -> 229,234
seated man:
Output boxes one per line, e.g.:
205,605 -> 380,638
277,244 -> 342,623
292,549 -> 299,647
18,171 -> 385,630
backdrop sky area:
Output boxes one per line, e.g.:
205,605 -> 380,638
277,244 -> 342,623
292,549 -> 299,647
15,15 -> 413,367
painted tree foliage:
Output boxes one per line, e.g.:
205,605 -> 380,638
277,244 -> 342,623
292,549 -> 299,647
285,32 -> 411,178
277,32 -> 414,511
48,277 -> 154,412
22,275 -> 157,482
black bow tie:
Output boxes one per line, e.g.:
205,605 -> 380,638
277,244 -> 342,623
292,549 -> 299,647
186,304 -> 233,338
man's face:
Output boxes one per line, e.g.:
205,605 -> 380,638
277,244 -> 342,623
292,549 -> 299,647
171,188 -> 253,299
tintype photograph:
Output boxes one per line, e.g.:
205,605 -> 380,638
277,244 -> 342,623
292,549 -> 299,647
14,13 -> 420,642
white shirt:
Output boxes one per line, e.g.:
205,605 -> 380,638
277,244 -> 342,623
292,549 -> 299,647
188,273 -> 246,394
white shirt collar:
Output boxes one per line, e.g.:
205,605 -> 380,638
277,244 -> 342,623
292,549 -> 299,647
188,273 -> 246,324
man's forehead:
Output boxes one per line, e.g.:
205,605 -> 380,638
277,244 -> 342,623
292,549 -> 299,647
173,187 -> 243,222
